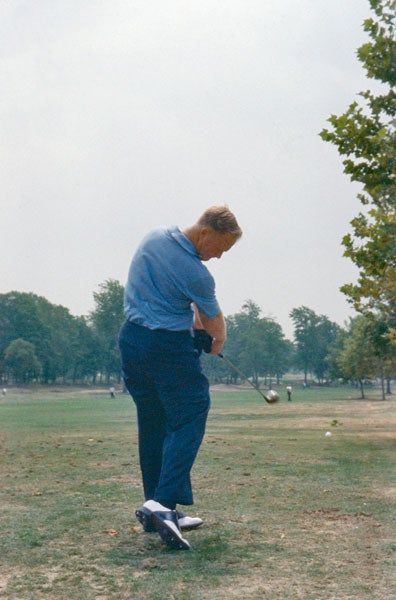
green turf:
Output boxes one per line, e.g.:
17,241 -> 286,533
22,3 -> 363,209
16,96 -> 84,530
0,386 -> 394,599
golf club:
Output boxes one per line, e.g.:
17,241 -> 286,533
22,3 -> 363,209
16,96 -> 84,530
218,353 -> 279,404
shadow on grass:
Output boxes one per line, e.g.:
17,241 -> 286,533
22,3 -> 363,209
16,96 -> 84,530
106,528 -> 288,576
104,528 -> 291,600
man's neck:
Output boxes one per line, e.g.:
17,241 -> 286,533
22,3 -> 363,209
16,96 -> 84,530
182,225 -> 199,249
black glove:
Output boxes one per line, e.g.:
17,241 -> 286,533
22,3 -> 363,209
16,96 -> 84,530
193,329 -> 213,354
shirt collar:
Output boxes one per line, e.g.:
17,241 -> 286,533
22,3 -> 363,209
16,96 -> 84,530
169,227 -> 200,258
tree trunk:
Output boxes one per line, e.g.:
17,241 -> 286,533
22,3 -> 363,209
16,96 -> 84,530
359,379 -> 365,399
380,375 -> 386,400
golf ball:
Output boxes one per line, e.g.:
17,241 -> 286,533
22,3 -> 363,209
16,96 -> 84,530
325,431 -> 332,438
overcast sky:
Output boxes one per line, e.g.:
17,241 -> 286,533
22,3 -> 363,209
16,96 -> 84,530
1,0 -> 374,338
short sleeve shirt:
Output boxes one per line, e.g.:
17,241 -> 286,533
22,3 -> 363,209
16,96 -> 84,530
124,226 -> 220,331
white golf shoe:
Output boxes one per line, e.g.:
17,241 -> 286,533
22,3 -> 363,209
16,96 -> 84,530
176,511 -> 203,530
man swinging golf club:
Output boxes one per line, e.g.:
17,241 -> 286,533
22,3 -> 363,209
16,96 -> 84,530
118,205 -> 242,550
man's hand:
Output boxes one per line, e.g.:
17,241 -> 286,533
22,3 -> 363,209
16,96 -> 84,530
193,329 -> 213,354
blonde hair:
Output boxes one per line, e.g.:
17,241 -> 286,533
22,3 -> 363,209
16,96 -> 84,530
197,205 -> 242,238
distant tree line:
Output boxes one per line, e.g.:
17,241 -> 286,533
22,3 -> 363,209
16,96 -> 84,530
0,280 -> 124,386
204,302 -> 394,399
0,284 -> 393,398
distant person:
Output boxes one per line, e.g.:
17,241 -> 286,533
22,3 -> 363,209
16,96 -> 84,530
286,385 -> 292,401
109,386 -> 115,399
2,388 -> 6,397
118,205 -> 242,550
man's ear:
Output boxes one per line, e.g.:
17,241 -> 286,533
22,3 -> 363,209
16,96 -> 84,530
198,226 -> 211,239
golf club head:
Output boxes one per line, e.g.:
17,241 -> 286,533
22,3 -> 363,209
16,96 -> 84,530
265,390 -> 279,404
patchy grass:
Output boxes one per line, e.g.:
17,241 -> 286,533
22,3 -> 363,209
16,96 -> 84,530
0,385 -> 395,599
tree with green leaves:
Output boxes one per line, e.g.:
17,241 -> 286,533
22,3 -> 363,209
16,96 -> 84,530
290,306 -> 317,384
4,338 -> 41,384
329,313 -> 394,398
326,324 -> 350,382
35,298 -> 81,383
290,306 -> 340,384
0,291 -> 105,385
336,315 -> 379,398
70,316 -> 102,383
217,300 -> 291,387
89,279 -> 125,382
233,300 -> 264,386
320,0 -> 395,327
0,292 -> 50,380
254,318 -> 292,386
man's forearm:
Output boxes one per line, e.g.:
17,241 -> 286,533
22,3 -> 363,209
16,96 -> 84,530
199,311 -> 226,354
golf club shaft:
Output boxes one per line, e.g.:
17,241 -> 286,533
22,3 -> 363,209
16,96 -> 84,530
218,353 -> 270,402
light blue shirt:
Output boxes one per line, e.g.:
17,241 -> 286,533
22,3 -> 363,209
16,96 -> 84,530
124,227 -> 220,331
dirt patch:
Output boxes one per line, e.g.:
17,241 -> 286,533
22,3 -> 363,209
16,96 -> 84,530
0,565 -> 21,598
379,487 -> 396,500
93,475 -> 135,484
303,507 -> 383,527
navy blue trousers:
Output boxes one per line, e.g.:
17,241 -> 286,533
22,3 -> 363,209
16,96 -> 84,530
118,321 -> 210,508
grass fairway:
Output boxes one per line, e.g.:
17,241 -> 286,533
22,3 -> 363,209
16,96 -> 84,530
0,385 -> 395,599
